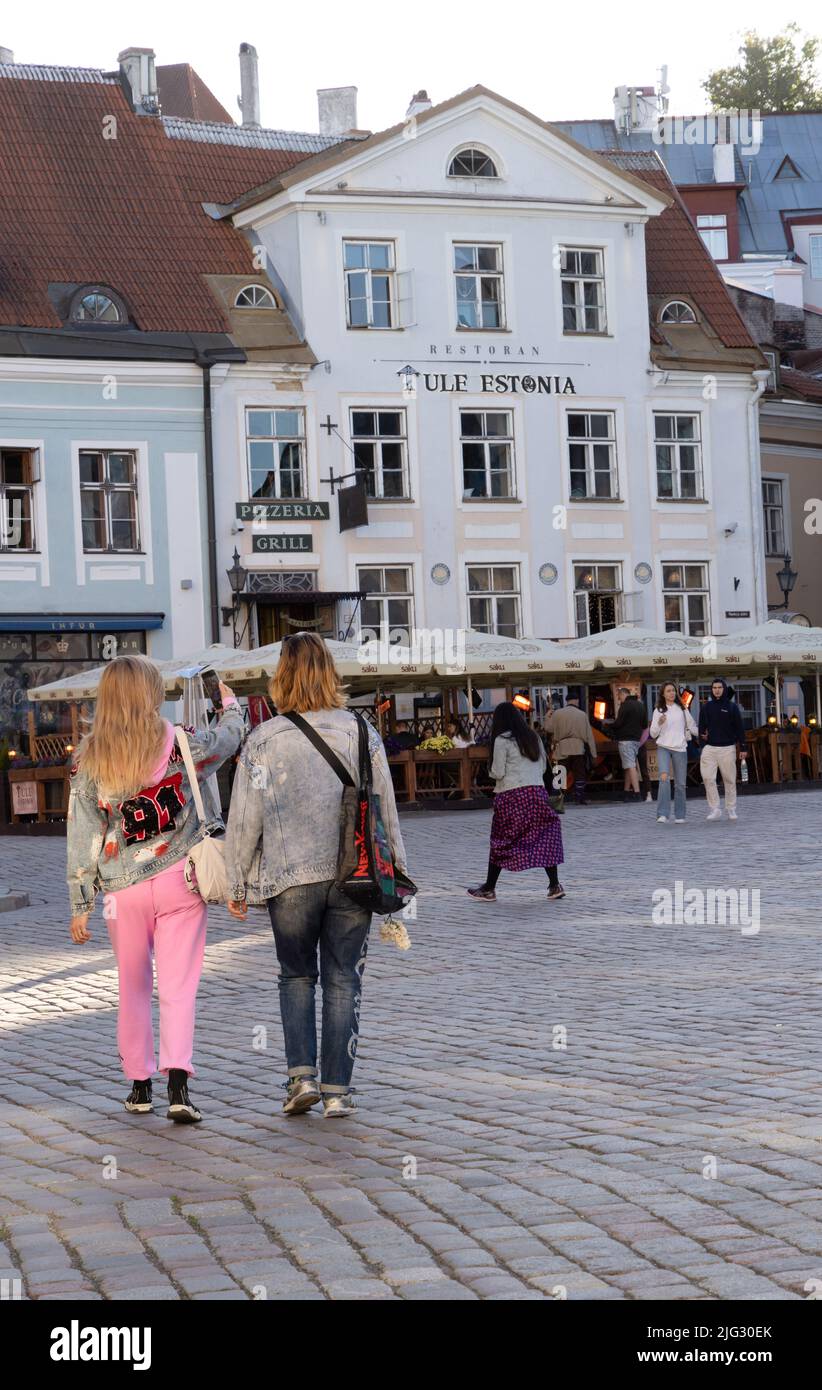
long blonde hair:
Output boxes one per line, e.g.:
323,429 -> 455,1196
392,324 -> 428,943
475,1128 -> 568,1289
77,655 -> 168,801
269,632 -> 347,713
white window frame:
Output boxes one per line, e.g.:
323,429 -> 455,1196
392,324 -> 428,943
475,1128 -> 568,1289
696,214 -> 728,260
447,146 -> 501,179
465,562 -> 522,638
762,474 -> 790,557
0,445 -> 40,554
559,245 -> 607,335
355,563 -> 416,644
571,560 -> 624,637
453,241 -> 506,331
660,300 -> 697,324
653,412 -> 705,501
349,406 -> 410,501
661,561 -> 711,637
343,239 -> 397,330
78,448 -> 141,554
234,284 -> 277,308
69,440 -> 152,586
458,407 -> 517,502
245,407 -> 308,501
566,410 -> 619,501
809,234 -> 822,280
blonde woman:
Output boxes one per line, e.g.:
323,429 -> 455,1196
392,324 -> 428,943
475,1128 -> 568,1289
224,633 -> 407,1119
67,655 -> 244,1123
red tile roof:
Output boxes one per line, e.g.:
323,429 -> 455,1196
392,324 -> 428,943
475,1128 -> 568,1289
156,64 -> 233,125
599,151 -> 758,350
0,73 -> 319,332
779,366 -> 822,401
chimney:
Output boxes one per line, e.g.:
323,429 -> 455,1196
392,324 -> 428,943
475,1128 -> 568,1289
613,84 -> 662,134
238,42 -> 260,127
0,47 -> 14,64
406,89 -> 432,119
713,142 -> 735,184
317,86 -> 358,136
118,47 -> 159,114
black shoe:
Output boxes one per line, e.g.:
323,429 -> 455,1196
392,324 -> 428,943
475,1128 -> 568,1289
124,1079 -> 153,1114
547,883 -> 566,900
166,1069 -> 202,1124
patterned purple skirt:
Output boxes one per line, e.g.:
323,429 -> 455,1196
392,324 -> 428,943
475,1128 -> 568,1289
489,786 -> 564,871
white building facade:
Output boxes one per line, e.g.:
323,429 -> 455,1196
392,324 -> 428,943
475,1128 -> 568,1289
213,89 -> 767,652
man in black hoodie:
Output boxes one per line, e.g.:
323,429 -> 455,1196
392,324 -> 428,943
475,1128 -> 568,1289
698,677 -> 747,821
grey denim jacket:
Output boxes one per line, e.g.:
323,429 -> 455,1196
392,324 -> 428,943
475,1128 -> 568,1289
489,731 -> 547,794
66,706 -> 244,915
224,707 -> 407,904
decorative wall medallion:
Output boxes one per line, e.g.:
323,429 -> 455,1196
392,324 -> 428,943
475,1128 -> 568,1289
634,562 -> 653,585
430,563 -> 451,585
539,563 -> 558,586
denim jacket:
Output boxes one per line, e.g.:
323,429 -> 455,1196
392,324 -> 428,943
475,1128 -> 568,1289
224,707 -> 407,904
489,731 -> 547,794
66,706 -> 245,915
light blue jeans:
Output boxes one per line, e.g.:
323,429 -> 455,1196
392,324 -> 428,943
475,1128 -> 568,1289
657,747 -> 687,820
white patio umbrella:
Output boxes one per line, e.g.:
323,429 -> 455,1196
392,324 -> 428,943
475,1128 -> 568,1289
712,619 -> 822,722
27,644 -> 240,703
551,625 -> 707,674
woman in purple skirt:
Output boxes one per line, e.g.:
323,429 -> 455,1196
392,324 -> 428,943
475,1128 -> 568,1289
468,702 -> 565,902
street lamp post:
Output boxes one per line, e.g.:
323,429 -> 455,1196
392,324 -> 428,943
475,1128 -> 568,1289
775,552 -> 798,610
226,547 -> 248,648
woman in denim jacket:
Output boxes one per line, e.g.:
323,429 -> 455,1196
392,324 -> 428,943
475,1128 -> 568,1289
67,655 -> 244,1123
224,632 -> 407,1119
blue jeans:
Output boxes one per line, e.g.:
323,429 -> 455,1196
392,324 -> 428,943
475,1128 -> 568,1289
267,881 -> 371,1094
656,747 -> 687,820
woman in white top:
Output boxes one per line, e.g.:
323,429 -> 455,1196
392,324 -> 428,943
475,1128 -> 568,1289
650,682 -> 698,824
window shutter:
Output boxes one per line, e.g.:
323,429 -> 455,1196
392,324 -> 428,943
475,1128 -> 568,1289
622,590 -> 644,625
29,450 -> 41,484
396,269 -> 416,327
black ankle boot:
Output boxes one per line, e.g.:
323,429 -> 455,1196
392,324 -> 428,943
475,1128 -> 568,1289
166,1068 -> 202,1124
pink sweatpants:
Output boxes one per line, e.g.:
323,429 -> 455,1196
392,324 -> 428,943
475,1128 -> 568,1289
104,860 -> 207,1081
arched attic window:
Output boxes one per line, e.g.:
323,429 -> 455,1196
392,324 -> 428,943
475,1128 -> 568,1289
447,147 -> 499,178
660,300 -> 697,324
70,288 -> 125,323
234,284 -> 277,308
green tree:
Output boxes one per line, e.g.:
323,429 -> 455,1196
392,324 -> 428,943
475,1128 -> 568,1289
702,25 -> 822,111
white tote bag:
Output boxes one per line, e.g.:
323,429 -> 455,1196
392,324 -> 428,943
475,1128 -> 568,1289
174,725 -> 229,905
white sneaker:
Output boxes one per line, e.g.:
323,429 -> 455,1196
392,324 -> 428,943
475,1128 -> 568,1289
674,818 -> 685,824
706,808 -> 722,821
645,792 -> 653,803
727,809 -> 738,821
657,815 -> 668,823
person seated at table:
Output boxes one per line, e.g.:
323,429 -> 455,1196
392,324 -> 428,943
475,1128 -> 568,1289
392,720 -> 420,750
445,718 -> 473,748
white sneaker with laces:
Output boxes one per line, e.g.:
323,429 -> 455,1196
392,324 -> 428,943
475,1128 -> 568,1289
727,809 -> 738,821
657,815 -> 668,823
706,808 -> 722,821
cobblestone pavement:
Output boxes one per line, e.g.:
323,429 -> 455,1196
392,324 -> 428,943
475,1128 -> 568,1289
1,792 -> 821,1302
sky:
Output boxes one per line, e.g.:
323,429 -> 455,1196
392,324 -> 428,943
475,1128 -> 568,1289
4,1 -> 822,132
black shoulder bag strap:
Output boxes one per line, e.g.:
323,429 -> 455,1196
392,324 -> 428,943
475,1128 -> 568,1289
281,711 -> 356,788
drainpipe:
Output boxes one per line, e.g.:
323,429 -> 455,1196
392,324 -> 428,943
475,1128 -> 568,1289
200,360 -> 220,644
747,370 -> 770,624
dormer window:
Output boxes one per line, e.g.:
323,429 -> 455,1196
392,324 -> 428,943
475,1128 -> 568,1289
70,289 -> 123,323
234,284 -> 277,308
448,147 -> 499,178
660,301 -> 697,324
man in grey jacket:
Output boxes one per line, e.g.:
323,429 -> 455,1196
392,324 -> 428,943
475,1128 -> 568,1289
544,691 -> 598,805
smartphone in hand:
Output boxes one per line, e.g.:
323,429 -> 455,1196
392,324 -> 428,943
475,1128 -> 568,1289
199,667 -> 223,710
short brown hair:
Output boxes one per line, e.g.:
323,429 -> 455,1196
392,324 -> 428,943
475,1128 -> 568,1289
268,632 -> 347,713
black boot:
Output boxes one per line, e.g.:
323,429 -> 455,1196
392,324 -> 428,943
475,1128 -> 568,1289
166,1069 -> 202,1124
124,1079 -> 153,1114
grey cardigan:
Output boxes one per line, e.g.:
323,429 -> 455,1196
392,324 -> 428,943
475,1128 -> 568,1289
489,731 -> 547,793
224,707 -> 407,903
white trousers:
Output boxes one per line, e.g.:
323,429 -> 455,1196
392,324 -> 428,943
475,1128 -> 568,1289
700,744 -> 738,811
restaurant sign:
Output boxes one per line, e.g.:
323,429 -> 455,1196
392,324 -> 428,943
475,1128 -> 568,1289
237,502 -> 330,522
423,373 -> 575,395
252,534 -> 312,554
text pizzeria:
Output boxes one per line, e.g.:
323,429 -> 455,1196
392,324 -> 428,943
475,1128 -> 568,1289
424,373 -> 576,395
